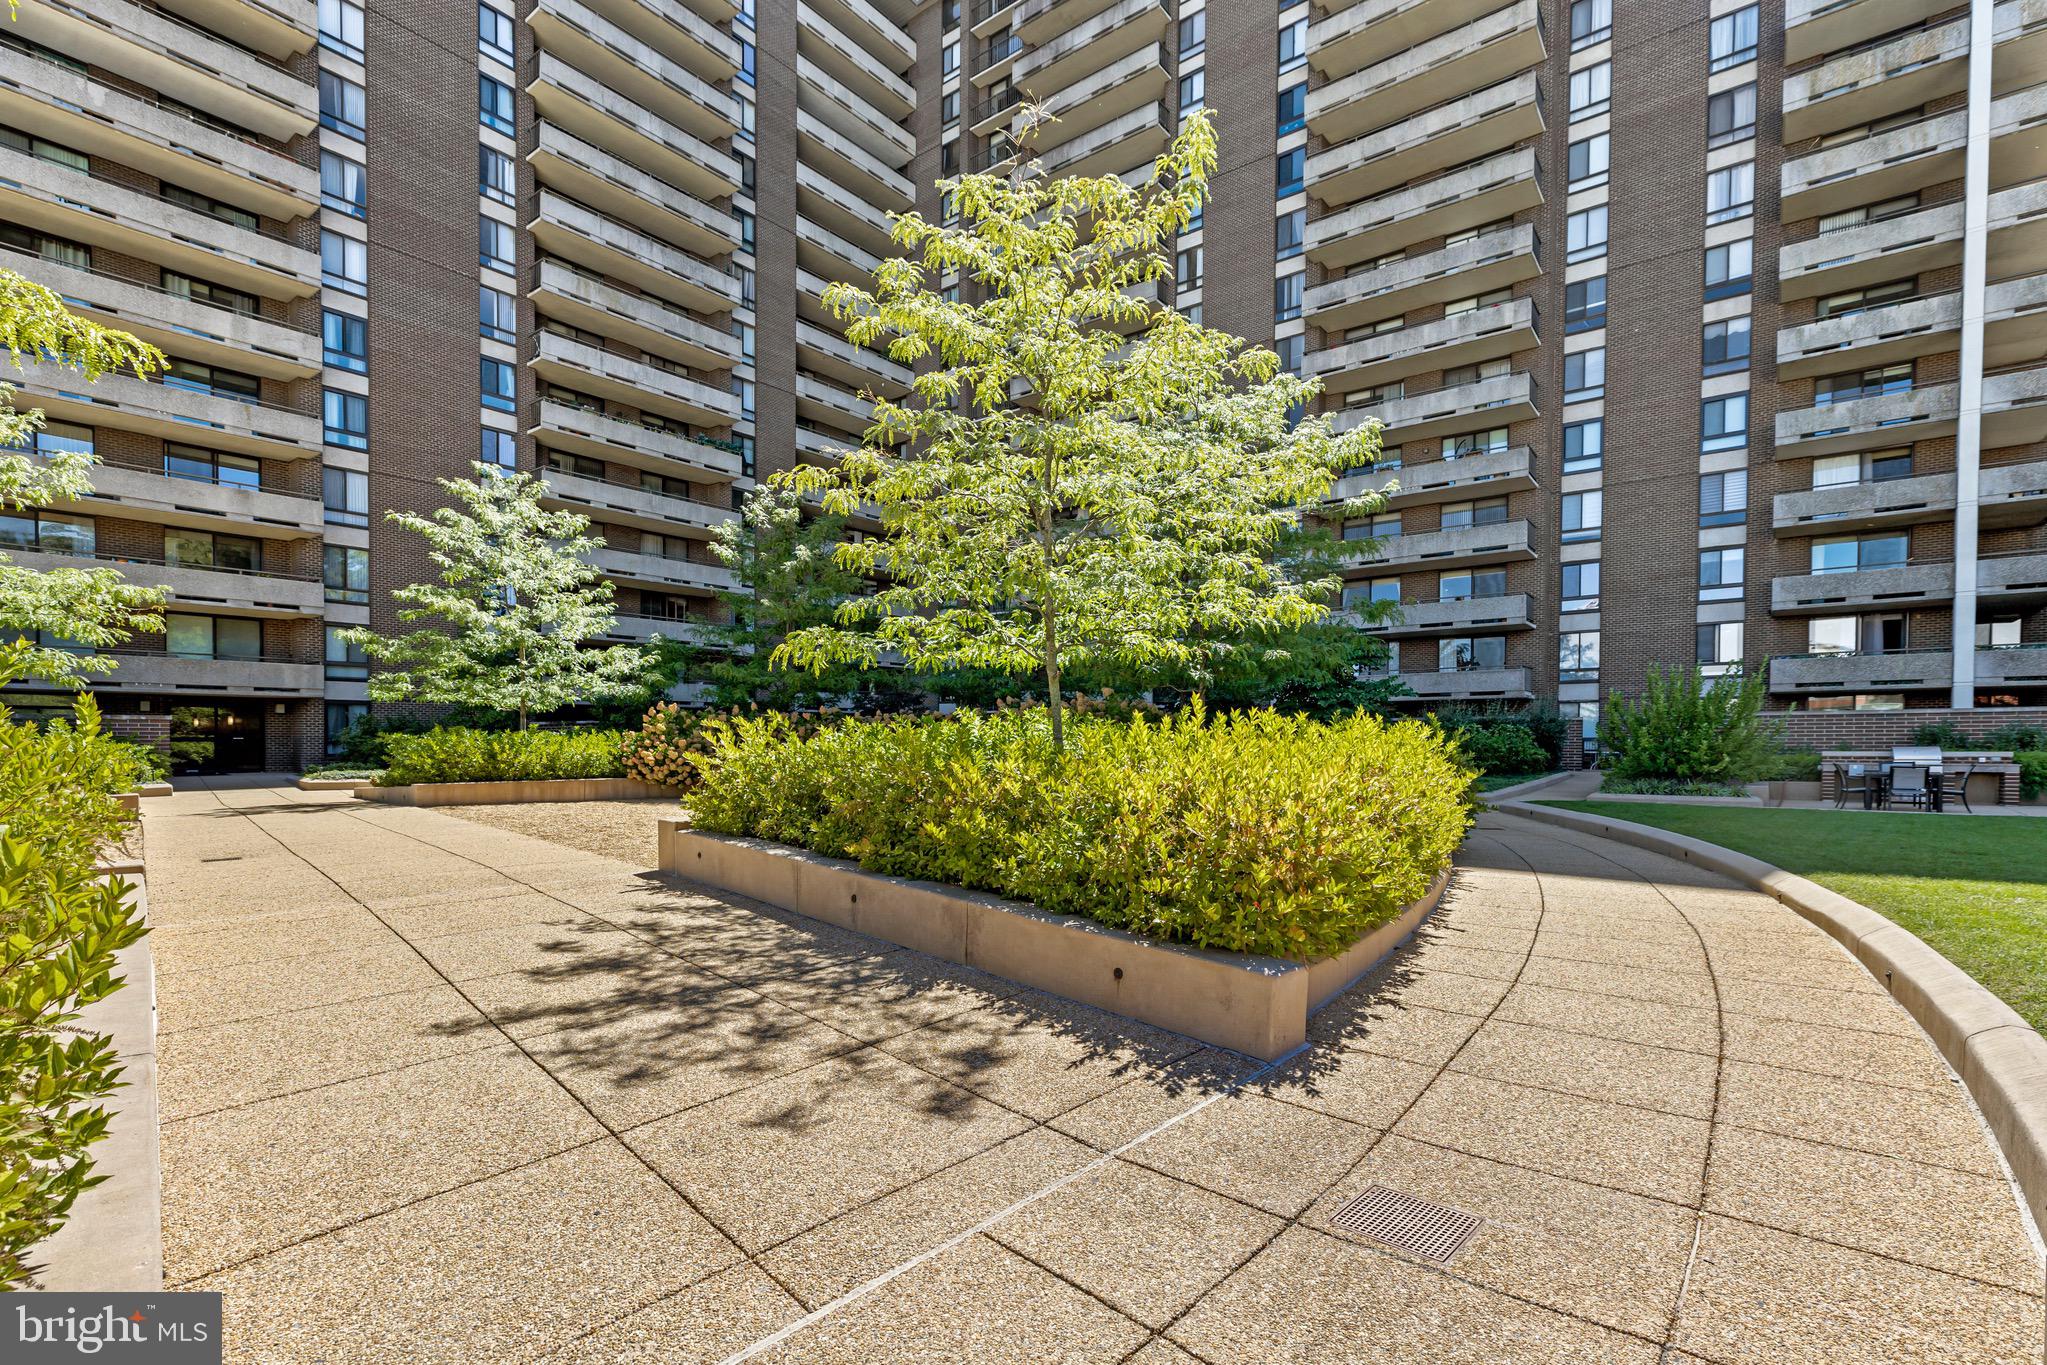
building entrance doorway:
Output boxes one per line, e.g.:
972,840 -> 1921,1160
170,704 -> 266,774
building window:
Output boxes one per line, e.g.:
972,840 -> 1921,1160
481,429 -> 516,468
1707,83 -> 1757,147
1277,146 -> 1305,198
1699,469 -> 1747,526
1809,614 -> 1907,656
481,357 -> 516,412
1710,4 -> 1759,71
479,145 -> 515,205
163,445 -> 257,490
326,703 -> 369,755
1979,617 -> 2023,649
1276,209 -> 1305,260
1569,61 -> 1610,121
480,215 -> 515,271
941,91 -> 958,125
480,285 -> 515,342
1559,631 -> 1600,682
1179,10 -> 1205,57
477,2 -> 513,63
1814,449 -> 1913,487
1441,497 -> 1509,529
1275,273 -> 1304,322
320,71 -> 365,139
322,310 -> 367,372
1818,195 -> 1920,236
0,508 -> 91,556
1275,334 -> 1303,375
1697,621 -> 1744,669
1810,532 -> 1908,574
1701,393 -> 1748,451
1563,347 -> 1605,401
325,626 -> 369,681
1706,162 -> 1754,224
1570,0 -> 1611,49
320,150 -> 366,218
166,613 -> 262,661
324,545 -> 369,604
1561,560 -> 1600,611
319,0 -> 364,60
321,230 -> 367,295
480,75 -> 515,134
1566,205 -> 1607,264
1343,578 -> 1400,610
1277,83 -> 1306,135
1178,70 -> 1204,116
1563,277 -> 1606,333
1175,245 -> 1203,291
1815,279 -> 1915,320
1702,317 -> 1751,376
1562,417 -> 1603,472
1699,546 -> 1744,601
1566,133 -> 1609,190
324,467 -> 368,527
323,389 -> 368,449
1344,513 -> 1401,540
1704,239 -> 1753,299
1278,17 -> 1307,71
1446,427 -> 1509,457
1817,362 -> 1913,406
1440,636 -> 1507,672
1561,490 -> 1602,542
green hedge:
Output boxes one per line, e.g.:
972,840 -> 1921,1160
1450,724 -> 1547,776
1602,776 -> 1755,798
2018,752 -> 2047,801
376,727 -> 626,786
688,707 -> 1471,961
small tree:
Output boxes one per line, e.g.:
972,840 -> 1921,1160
340,464 -> 651,729
704,485 -> 873,710
776,110 -> 1385,748
0,270 -> 166,687
1603,666 -> 1780,784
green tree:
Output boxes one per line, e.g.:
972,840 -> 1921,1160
703,485 -> 874,710
340,464 -> 653,729
0,269 -> 167,687
776,110 -> 1385,748
1603,665 -> 1781,784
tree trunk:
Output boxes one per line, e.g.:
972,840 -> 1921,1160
517,642 -> 528,731
1043,606 -> 1063,754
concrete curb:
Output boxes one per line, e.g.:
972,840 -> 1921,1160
660,818 -> 1448,1061
1478,771 -> 1583,801
1504,797 -> 2047,1233
35,873 -> 160,1290
360,777 -> 680,806
296,776 -> 373,792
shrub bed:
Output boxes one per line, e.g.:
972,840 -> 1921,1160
688,707 -> 1471,960
1601,776 -> 1755,798
2018,752 -> 2047,801
376,727 -> 626,786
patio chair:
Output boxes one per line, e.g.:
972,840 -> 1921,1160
1885,764 -> 1931,811
1833,763 -> 1871,808
1935,766 -> 1973,814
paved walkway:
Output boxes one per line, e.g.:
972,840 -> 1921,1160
143,782 -> 2045,1364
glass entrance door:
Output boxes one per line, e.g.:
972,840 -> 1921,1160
170,704 -> 266,773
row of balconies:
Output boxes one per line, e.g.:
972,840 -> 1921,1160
71,649 -> 326,697
1310,73 -> 1544,210
1010,0 -> 1166,100
796,49 -> 915,172
529,190 -> 742,315
538,465 -> 738,538
1331,371 -> 1539,446
528,122 -> 740,261
530,53 -> 742,203
795,319 -> 912,397
795,108 -> 915,212
530,329 -> 738,429
1310,298 -> 1538,394
1772,458 -> 2047,536
1353,593 -> 1535,638
1782,0 -> 2047,143
1309,0 -> 1473,80
1770,646 -> 2047,694
797,0 -> 915,119
1777,271 -> 2047,380
1770,548 -> 2047,614
531,258 -> 741,373
592,546 -> 739,595
1308,146 -> 1544,270
1781,179 -> 2047,301
1333,446 -> 1540,510
1306,223 -> 1542,334
532,397 -> 745,481
578,0 -> 741,83
1308,0 -> 1544,145
1344,518 -> 1537,574
52,461 -> 324,539
7,546 -> 322,616
1774,364 -> 2047,458
1781,83 -> 2047,223
1367,666 -> 1535,702
529,0 -> 740,143
13,364 -> 321,462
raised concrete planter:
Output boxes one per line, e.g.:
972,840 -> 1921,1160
296,776 -> 374,791
360,777 -> 680,806
658,817 -> 1448,1060
138,782 -> 173,799
1507,798 -> 2047,1233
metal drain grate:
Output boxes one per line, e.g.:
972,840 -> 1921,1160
1328,1184 -> 1483,1263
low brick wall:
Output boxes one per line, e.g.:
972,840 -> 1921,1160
1770,706 -> 2047,750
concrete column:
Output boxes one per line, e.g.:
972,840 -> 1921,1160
1950,0 -> 1995,708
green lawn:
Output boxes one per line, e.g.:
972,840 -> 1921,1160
1544,802 -> 2047,1033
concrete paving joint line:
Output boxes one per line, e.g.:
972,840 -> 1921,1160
1505,797 -> 2047,1240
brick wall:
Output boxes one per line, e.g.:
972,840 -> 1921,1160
1771,706 -> 2047,751
753,0 -> 800,485
1202,3 -> 1277,348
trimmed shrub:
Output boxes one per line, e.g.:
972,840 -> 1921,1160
376,727 -> 626,785
688,707 -> 1471,961
1602,667 -> 1779,785
2018,752 -> 2047,801
1909,720 -> 1971,750
1982,722 -> 2047,753
328,712 -> 434,767
1433,704 -> 1565,768
1602,777 -> 1755,798
1451,724 -> 1547,776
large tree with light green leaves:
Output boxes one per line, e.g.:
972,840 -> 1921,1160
339,464 -> 653,728
0,269 -> 167,687
776,109 -> 1386,747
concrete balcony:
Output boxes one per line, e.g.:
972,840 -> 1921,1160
540,466 -> 738,537
13,0 -> 315,141
1781,110 -> 1965,222
1366,594 -> 1534,638
796,162 -> 897,260
1773,383 -> 1957,460
805,0 -> 916,71
1334,372 -> 1538,445
1983,364 -> 2047,447
1776,291 -> 1960,381
529,123 -> 739,261
1779,202 -> 1963,301
1985,272 -> 2047,369
1982,548 -> 2047,605
1992,177 -> 2047,279
1348,519 -> 1535,573
533,398 -> 744,481
1771,471 -> 1955,537
600,614 -> 716,647
529,191 -> 743,314
1990,83 -> 2047,187
1379,667 -> 1534,702
1309,148 -> 1542,269
0,247 -> 318,381
581,0 -> 740,78
15,365 -> 320,461
1039,102 -> 1171,180
1032,42 -> 1169,148
1013,0 -> 1122,43
532,330 -> 739,428
56,461 -> 323,539
796,109 -> 915,212
0,146 -> 317,300
529,0 -> 741,141
9,547 -> 322,617
1783,17 -> 1968,143
796,423 -> 853,464
1306,224 -> 1541,333
592,546 -> 739,595
1976,644 -> 2047,686
1769,650 -> 1951,695
530,259 -> 741,372
795,215 -> 882,282
1312,299 -> 1537,394
1310,1 -> 1544,144
530,53 -> 741,201
1335,446 -> 1538,510
798,2 -> 914,119
1770,561 -> 1954,614
796,372 -> 875,435
797,319 -> 912,397
0,42 -> 315,221
165,0 -> 314,59
1012,0 -> 1168,98
1310,74 -> 1543,209
1310,0 -> 1473,78
1981,457 -> 2047,526
1786,0 -> 1949,65
1999,0 -> 2047,93
88,650 -> 325,697
798,54 -> 917,169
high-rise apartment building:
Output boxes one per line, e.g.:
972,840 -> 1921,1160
4,0 -> 2043,769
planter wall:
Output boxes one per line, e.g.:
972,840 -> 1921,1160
658,818 -> 1448,1060
361,777 -> 680,806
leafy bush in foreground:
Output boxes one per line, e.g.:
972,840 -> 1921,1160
377,726 -> 626,785
688,707 -> 1471,960
1602,667 -> 1779,785
1450,723 -> 1547,776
